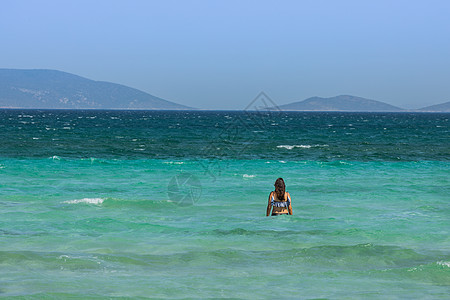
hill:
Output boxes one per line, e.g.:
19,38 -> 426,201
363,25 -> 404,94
418,101 -> 450,112
0,69 -> 193,109
276,95 -> 404,112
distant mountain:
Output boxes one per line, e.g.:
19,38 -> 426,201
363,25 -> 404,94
276,95 -> 404,112
0,69 -> 193,109
418,101 -> 450,112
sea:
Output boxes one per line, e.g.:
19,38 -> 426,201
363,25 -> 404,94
0,109 -> 449,299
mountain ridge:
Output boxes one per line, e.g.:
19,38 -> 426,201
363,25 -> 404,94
418,101 -> 450,112
275,95 -> 404,112
273,95 -> 450,112
0,69 -> 193,110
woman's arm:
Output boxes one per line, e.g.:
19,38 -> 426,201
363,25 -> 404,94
266,192 -> 272,216
287,192 -> 293,215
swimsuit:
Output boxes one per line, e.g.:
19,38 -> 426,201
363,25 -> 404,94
270,193 -> 291,207
271,212 -> 289,216
271,193 -> 291,216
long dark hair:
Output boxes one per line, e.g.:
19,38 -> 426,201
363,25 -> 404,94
274,178 -> 285,200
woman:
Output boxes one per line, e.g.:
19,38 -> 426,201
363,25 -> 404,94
266,178 -> 293,216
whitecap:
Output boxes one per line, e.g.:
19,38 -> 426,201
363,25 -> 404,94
63,198 -> 104,205
277,144 -> 328,150
243,174 -> 255,178
437,261 -> 450,268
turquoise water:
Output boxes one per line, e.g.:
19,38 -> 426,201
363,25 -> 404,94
0,110 -> 449,298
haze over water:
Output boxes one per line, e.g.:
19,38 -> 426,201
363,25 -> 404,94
0,110 -> 449,298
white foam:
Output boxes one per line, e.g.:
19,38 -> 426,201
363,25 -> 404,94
243,174 -> 255,178
437,261 -> 450,268
277,144 -> 328,150
63,198 -> 104,205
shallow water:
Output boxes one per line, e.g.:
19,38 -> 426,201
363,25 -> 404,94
0,110 -> 449,298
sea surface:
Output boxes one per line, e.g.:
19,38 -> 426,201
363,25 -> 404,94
0,109 -> 449,299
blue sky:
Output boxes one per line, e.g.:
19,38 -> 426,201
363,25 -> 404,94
1,0 -> 449,109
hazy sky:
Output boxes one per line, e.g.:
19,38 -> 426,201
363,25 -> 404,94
1,0 -> 449,109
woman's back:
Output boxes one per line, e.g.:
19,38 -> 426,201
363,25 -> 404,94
267,178 -> 293,216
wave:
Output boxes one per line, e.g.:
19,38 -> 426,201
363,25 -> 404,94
62,198 -> 104,205
102,198 -> 179,210
0,251 -> 103,271
277,144 -> 329,150
374,260 -> 450,286
62,197 -> 172,207
437,261 -> 450,267
60,197 -> 178,209
2,245 -> 447,274
163,161 -> 185,164
210,228 -> 325,237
